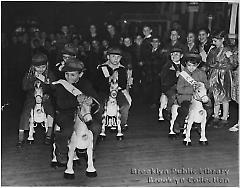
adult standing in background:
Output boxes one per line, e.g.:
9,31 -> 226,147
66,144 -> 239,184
139,25 -> 154,102
229,34 -> 239,132
207,31 -> 237,127
149,36 -> 164,108
105,24 -> 120,47
162,28 -> 185,60
197,27 -> 213,70
185,31 -> 199,53
131,34 -> 144,101
85,24 -> 101,44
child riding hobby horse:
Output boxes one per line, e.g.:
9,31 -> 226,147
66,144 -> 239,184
27,80 -> 49,143
52,79 -> 97,179
170,71 -> 209,146
100,70 -> 123,140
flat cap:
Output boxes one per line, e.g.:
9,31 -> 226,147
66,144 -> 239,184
185,52 -> 202,64
32,53 -> 48,66
62,43 -> 78,56
61,57 -> 86,72
170,47 -> 183,54
107,47 -> 122,56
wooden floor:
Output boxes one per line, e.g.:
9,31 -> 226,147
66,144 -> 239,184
1,101 -> 239,186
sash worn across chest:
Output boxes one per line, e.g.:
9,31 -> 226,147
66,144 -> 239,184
179,71 -> 197,85
101,66 -> 110,78
52,79 -> 83,96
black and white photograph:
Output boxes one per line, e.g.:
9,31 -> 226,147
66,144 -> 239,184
1,1 -> 239,186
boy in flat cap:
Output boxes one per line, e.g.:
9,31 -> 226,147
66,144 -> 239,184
160,47 -> 185,118
55,43 -> 78,79
53,57 -> 101,165
95,47 -> 131,131
17,53 -> 56,147
174,52 -> 209,133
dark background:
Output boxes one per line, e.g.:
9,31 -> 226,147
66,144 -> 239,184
2,1 -> 160,33
2,1 -> 236,36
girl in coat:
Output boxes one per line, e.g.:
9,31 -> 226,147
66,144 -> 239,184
207,31 -> 237,127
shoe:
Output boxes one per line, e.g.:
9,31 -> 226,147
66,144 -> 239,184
44,137 -> 51,145
173,122 -> 181,133
150,104 -> 157,109
175,132 -> 181,139
55,150 -> 68,165
217,119 -> 229,128
208,118 -> 220,128
122,124 -> 128,132
16,141 -> 24,148
229,124 -> 239,132
162,109 -> 171,121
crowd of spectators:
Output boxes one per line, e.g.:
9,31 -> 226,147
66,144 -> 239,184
2,21 -> 238,110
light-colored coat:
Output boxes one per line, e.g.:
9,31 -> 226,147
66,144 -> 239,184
177,68 -> 209,104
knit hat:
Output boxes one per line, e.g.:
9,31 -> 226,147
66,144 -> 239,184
32,53 -> 48,66
61,57 -> 86,72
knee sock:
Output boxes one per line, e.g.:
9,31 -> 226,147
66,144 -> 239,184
222,102 -> 229,120
214,105 -> 220,118
46,127 -> 53,138
18,130 -> 25,142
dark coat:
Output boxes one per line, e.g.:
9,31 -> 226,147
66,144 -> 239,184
132,43 -> 142,66
19,70 -> 56,130
23,70 -> 56,100
150,47 -> 165,73
53,75 -> 101,127
160,60 -> 184,93
105,33 -> 120,47
54,75 -> 99,113
140,37 -> 152,64
197,39 -> 212,54
163,41 -> 185,56
121,46 -> 134,67
85,49 -> 103,83
95,62 -> 127,95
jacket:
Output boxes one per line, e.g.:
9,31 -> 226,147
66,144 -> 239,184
54,75 -> 99,113
160,60 -> 184,93
177,67 -> 209,104
22,70 -> 56,99
95,61 -> 127,95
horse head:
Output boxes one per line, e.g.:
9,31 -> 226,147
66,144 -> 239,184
193,82 -> 209,103
107,95 -> 118,107
109,71 -> 119,99
77,94 -> 94,125
110,85 -> 118,99
34,80 -> 43,104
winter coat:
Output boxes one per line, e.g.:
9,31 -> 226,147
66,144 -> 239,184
177,67 -> 209,104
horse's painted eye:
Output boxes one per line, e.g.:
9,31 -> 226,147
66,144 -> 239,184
197,90 -> 200,93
